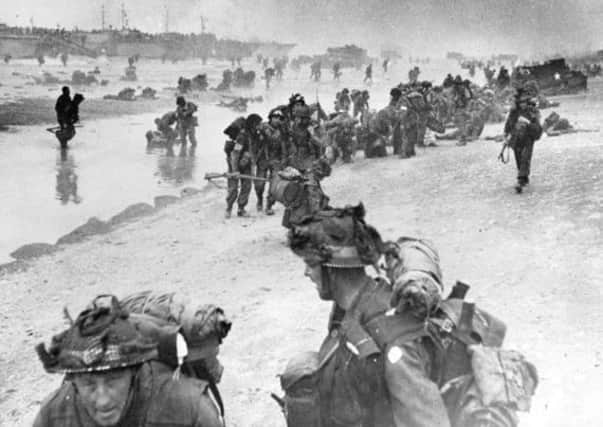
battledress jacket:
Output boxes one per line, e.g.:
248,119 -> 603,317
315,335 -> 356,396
316,278 -> 450,427
33,361 -> 222,427
503,107 -> 543,143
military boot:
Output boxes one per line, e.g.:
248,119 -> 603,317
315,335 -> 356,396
256,198 -> 263,212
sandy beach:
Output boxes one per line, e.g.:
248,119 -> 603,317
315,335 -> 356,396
0,85 -> 601,426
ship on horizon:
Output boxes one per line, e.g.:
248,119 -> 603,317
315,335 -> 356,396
0,4 -> 295,61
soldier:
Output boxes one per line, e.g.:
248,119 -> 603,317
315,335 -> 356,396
55,86 -> 72,130
33,295 -> 223,427
363,63 -> 373,84
504,90 -> 543,192
278,206 -> 538,427
496,66 -> 511,90
416,82 -> 434,147
325,111 -> 357,163
275,59 -> 284,80
451,78 -> 473,146
264,67 -> 275,89
155,111 -> 178,143
310,61 -> 322,82
443,73 -> 454,88
409,66 -> 420,84
351,89 -> 370,119
253,110 -> 288,214
334,88 -> 351,112
484,66 -> 496,86
332,62 -> 342,81
223,114 -> 262,218
400,91 -> 424,158
280,204 -> 452,426
383,57 -> 390,74
287,105 -> 322,173
280,158 -> 331,228
176,96 -> 198,150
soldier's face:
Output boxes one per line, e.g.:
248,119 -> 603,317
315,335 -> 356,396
73,368 -> 134,426
304,264 -> 333,300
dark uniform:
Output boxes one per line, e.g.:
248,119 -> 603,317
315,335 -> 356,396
225,126 -> 254,217
176,97 -> 198,148
504,95 -> 543,190
33,295 -> 223,427
55,87 -> 72,129
34,362 -> 222,427
281,159 -> 331,228
156,111 -> 178,142
401,92 -> 424,158
253,119 -> 288,213
364,64 -> 373,84
452,79 -> 473,146
287,106 -> 321,173
281,209 -> 537,427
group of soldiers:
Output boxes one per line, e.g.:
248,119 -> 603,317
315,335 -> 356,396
33,203 -> 539,427
38,60 -> 551,427
221,93 -> 329,220
215,63 -> 548,223
146,96 -> 199,155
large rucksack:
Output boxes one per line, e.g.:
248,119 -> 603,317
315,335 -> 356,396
121,291 -> 231,416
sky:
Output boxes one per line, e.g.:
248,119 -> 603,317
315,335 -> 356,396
3,0 -> 603,57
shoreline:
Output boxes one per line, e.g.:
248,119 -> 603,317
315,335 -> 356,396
0,89 -> 243,127
0,121 -> 601,426
0,185 -> 210,274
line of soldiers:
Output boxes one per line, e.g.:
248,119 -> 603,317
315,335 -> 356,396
33,202 -> 539,427
222,93 -> 328,220
216,72 -> 514,222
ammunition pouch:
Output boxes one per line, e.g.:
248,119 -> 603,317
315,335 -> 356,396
280,352 -> 321,427
224,139 -> 235,156
238,151 -> 252,170
282,207 -> 292,228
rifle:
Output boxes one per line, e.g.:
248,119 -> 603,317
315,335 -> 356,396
46,125 -> 82,133
204,172 -> 269,182
497,137 -> 511,164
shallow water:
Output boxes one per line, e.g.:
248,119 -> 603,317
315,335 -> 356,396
0,56 -> 489,263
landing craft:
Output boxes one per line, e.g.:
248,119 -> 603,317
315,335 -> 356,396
513,58 -> 588,96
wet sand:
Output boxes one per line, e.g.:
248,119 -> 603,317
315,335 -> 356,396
0,56 -> 601,426
0,93 -> 602,427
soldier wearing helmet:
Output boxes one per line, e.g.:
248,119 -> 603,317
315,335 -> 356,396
176,96 -> 198,152
33,295 -> 222,427
504,88 -> 543,193
277,204 -> 452,427
224,113 -> 263,218
277,209 -> 537,427
287,104 -> 321,172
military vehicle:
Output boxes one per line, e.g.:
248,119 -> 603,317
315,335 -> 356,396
513,58 -> 587,96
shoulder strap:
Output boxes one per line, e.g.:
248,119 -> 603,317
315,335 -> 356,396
363,312 -> 429,351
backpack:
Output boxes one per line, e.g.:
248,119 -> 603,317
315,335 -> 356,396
121,291 -> 231,415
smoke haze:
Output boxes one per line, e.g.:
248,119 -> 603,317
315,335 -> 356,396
3,0 -> 603,57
